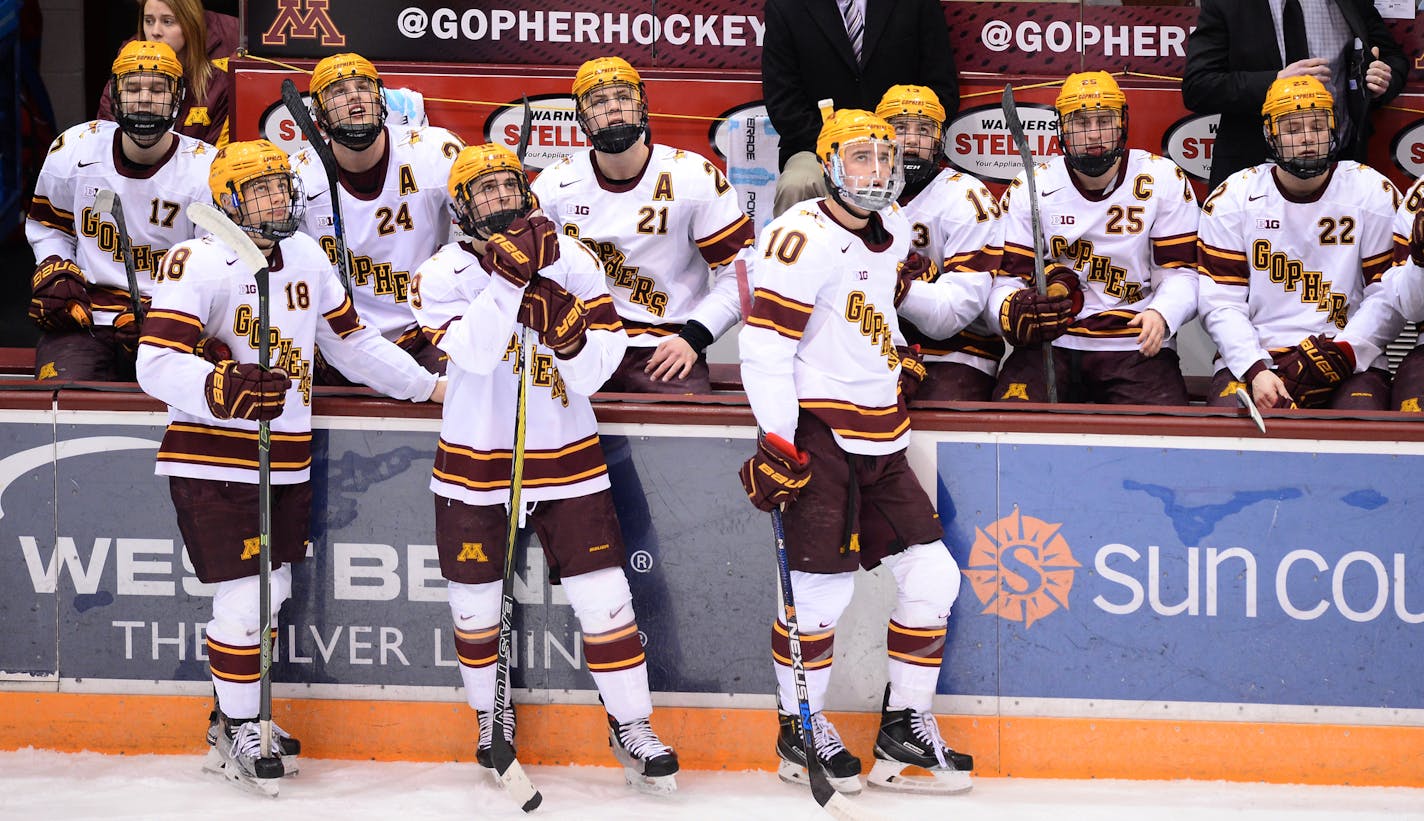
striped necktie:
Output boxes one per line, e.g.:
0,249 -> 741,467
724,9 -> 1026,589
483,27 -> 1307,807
840,0 -> 864,64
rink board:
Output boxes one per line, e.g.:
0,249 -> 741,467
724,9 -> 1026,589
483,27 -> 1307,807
1,390 -> 1423,784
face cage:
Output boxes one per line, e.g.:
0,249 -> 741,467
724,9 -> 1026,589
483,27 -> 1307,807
111,72 -> 185,143
315,79 -> 388,151
454,172 -> 535,240
1059,108 -> 1127,178
1265,110 -> 1339,180
220,172 -> 306,241
576,82 -> 648,154
888,116 -> 943,186
825,138 -> 905,213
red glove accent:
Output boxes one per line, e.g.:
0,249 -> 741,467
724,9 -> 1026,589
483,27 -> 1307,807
894,252 -> 938,307
897,344 -> 926,403
738,433 -> 811,512
205,361 -> 292,421
1044,266 -> 1085,315
113,310 -> 141,356
1000,272 -> 1080,346
194,336 -> 234,365
518,278 -> 589,355
29,256 -> 92,331
1276,335 -> 1356,407
480,215 -> 561,287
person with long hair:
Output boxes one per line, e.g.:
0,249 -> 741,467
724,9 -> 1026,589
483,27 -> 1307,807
96,0 -> 233,146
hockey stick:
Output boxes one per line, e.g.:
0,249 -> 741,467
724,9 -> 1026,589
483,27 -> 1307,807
184,201 -> 281,774
1235,386 -> 1268,434
281,78 -> 352,296
491,324 -> 543,813
1001,84 -> 1059,404
92,189 -> 144,322
765,439 -> 879,821
515,95 -> 533,164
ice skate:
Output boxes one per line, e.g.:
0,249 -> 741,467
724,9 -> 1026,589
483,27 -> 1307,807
475,706 -> 517,771
202,713 -> 285,797
775,710 -> 862,795
204,706 -> 301,777
867,690 -> 973,794
607,714 -> 679,794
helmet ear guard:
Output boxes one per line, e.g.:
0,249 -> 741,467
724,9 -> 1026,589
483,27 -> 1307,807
1261,75 -> 1339,179
208,140 -> 306,241
310,53 -> 388,151
875,85 -> 946,186
1054,71 -> 1128,178
572,56 -> 649,154
448,143 -> 536,239
817,105 -> 904,213
110,41 -> 186,143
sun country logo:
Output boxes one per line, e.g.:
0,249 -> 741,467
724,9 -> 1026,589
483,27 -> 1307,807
963,507 -> 1080,629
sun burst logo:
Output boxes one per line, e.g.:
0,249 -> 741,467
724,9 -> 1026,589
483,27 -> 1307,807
963,507 -> 1080,629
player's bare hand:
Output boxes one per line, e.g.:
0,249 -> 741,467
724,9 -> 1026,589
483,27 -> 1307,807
1250,369 -> 1292,412
1277,58 -> 1330,84
1366,48 -> 1391,98
1128,309 -> 1167,357
429,377 -> 448,404
645,337 -> 697,382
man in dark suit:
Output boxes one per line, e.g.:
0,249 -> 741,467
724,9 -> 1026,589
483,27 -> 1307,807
1182,0 -> 1406,193
761,0 -> 958,215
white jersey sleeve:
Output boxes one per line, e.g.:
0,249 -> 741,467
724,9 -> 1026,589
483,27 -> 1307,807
896,169 -> 1001,346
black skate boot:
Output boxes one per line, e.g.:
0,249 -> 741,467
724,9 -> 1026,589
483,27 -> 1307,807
868,687 -> 973,794
205,703 -> 300,776
475,705 -> 517,770
203,712 -> 286,797
607,714 -> 679,794
775,710 -> 863,795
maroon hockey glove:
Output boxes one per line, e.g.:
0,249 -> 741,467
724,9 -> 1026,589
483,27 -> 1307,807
1276,335 -> 1356,407
894,252 -> 938,307
897,344 -> 927,402
205,361 -> 292,421
999,268 -> 1082,346
738,432 -> 812,512
29,255 -> 92,331
1411,208 -> 1424,267
112,310 -> 141,356
194,336 -> 234,365
518,278 -> 590,356
481,215 -> 561,287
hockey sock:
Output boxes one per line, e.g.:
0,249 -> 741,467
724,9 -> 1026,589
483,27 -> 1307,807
773,570 -> 854,715
563,568 -> 652,723
886,542 -> 959,711
206,566 -> 292,719
448,580 -> 501,712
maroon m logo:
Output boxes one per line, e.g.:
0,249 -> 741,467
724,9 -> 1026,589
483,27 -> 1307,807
261,0 -> 346,47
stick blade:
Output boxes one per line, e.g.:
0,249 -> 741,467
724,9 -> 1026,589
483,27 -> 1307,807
1235,387 -> 1268,434
186,202 -> 268,274
93,188 -> 116,214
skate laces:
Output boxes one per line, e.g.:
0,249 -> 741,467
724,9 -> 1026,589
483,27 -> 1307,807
909,710 -> 949,769
810,712 -> 849,760
617,717 -> 671,760
228,721 -> 266,762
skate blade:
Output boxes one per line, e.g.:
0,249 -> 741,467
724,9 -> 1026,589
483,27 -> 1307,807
205,746 -> 299,778
867,758 -> 972,795
777,759 -> 862,795
205,759 -> 280,798
623,769 -> 677,795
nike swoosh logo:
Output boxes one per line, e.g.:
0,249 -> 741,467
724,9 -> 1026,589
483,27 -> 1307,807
559,180 -> 577,188
609,603 -> 628,621
1248,194 -> 1268,201
78,161 -> 101,168
840,243 -> 852,253
307,192 -> 324,201
817,620 -> 833,629
1040,187 -> 1063,197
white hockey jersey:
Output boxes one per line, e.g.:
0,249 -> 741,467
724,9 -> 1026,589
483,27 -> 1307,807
411,235 -> 627,506
27,120 -> 215,325
531,145 -> 755,345
291,125 -> 464,340
990,150 -> 1201,352
1198,162 -> 1400,379
1337,174 -> 1419,364
136,231 -> 438,485
895,168 -> 1003,374
740,200 -> 914,456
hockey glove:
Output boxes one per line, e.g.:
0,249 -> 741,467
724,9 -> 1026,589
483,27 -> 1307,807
894,252 -> 938,307
738,432 -> 811,512
897,344 -> 927,402
518,278 -> 590,356
194,336 -> 234,365
1276,334 -> 1355,407
29,256 -> 92,331
481,215 -> 561,287
1412,207 -> 1424,267
1000,267 -> 1082,346
112,310 -> 141,356
205,361 -> 292,421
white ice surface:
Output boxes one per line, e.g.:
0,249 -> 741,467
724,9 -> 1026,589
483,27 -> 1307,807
3,750 -> 1423,821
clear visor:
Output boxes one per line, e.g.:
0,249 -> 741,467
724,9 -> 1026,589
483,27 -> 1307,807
827,136 -> 904,212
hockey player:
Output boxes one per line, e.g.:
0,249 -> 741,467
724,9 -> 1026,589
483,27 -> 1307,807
1198,75 -> 1400,412
410,143 -> 680,793
294,52 -> 465,379
136,140 -> 444,795
532,56 -> 755,393
27,40 -> 214,381
875,84 -> 1002,401
987,71 -> 1199,405
738,107 -> 973,796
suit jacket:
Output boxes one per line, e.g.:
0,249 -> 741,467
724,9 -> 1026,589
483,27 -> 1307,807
1182,0 -> 1407,192
761,0 -> 959,170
